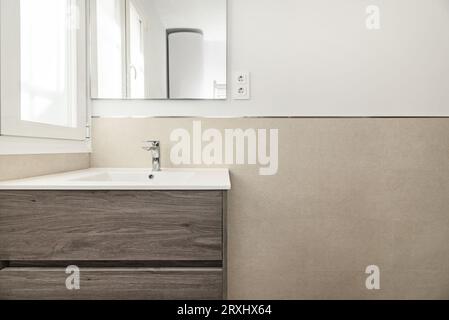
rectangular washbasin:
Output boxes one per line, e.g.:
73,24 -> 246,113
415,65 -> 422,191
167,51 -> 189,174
0,168 -> 231,190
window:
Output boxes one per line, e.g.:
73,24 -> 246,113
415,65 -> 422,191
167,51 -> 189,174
20,0 -> 78,128
0,0 -> 88,142
127,0 -> 146,99
90,0 -> 146,99
92,0 -> 125,98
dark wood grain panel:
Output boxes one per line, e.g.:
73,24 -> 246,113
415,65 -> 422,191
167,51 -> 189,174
8,260 -> 222,268
0,191 -> 223,261
222,191 -> 228,299
0,268 -> 223,300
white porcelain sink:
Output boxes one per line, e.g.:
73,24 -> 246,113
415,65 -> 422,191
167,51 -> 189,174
0,168 -> 231,190
70,170 -> 196,183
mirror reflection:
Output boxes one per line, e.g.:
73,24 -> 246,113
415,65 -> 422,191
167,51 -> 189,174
90,0 -> 227,100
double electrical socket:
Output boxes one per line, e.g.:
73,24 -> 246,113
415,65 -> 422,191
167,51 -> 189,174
232,71 -> 251,100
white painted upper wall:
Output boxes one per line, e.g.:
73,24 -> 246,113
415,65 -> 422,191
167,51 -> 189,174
93,0 -> 449,117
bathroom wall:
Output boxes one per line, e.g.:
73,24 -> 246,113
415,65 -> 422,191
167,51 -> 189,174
93,0 -> 449,117
91,117 -> 449,299
0,154 -> 90,181
92,0 -> 449,299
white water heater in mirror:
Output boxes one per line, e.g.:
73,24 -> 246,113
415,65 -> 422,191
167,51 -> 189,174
168,30 -> 204,99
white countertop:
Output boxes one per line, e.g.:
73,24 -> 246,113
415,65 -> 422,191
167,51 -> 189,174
0,168 -> 231,190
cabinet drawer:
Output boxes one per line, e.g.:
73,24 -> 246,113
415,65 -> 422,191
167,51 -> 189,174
0,191 -> 223,261
0,268 -> 223,300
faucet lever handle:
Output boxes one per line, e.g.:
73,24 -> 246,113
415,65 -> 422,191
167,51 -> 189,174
142,141 -> 161,172
142,140 -> 160,147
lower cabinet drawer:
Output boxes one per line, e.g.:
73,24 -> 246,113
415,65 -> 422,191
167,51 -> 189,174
0,190 -> 223,261
0,268 -> 223,300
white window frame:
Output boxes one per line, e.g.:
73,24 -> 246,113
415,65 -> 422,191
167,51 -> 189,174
0,0 -> 91,155
126,0 -> 147,99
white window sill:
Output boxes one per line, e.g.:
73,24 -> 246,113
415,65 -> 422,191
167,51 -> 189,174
0,136 -> 92,155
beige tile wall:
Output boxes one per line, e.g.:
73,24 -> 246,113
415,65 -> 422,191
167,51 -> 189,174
91,117 -> 449,299
0,153 -> 90,181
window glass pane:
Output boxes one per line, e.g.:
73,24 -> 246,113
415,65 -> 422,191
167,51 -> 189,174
95,0 -> 124,98
129,1 -> 145,98
20,0 -> 77,128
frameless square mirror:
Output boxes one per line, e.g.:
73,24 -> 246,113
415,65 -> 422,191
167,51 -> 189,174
89,0 -> 227,100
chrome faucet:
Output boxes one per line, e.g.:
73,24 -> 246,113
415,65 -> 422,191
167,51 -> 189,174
142,141 -> 161,172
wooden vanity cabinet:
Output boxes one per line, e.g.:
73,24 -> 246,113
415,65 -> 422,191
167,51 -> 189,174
0,190 -> 227,300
